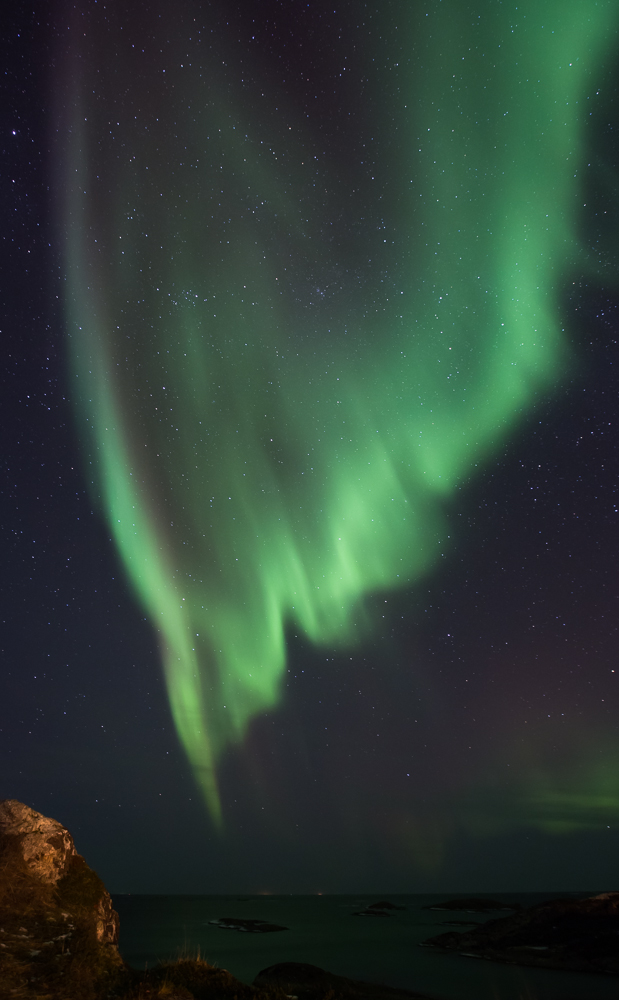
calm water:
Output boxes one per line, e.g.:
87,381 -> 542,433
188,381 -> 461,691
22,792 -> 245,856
113,893 -> 618,1000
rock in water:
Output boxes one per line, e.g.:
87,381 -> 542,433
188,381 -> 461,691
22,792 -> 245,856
209,916 -> 288,932
424,898 -> 517,912
0,798 -> 126,998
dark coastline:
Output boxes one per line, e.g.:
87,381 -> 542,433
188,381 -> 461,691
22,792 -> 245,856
3,800 -> 618,1000
421,892 -> 619,977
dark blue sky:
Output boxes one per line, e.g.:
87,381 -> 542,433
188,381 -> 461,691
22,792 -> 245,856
2,0 -> 619,894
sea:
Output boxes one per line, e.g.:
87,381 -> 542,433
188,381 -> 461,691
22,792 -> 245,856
113,893 -> 618,1000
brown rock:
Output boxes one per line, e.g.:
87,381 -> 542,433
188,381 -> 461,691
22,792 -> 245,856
0,799 -> 76,885
0,798 -> 126,998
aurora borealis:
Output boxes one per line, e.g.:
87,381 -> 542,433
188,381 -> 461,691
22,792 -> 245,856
62,1 -> 618,822
4,0 -> 619,892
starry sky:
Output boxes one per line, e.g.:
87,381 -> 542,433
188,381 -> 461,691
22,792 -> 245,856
3,0 -> 619,894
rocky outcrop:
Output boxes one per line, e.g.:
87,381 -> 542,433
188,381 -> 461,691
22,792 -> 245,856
0,799 -> 125,998
0,799 -> 77,885
421,892 -> 619,975
254,962 -> 430,1000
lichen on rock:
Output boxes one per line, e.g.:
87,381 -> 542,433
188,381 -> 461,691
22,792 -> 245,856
0,798 -> 126,999
0,799 -> 77,886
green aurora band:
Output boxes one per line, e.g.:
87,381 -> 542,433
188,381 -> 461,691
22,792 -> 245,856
63,2 -> 618,823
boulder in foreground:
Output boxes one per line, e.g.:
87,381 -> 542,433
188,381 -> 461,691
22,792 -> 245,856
0,798 -> 125,998
254,962 -> 429,1000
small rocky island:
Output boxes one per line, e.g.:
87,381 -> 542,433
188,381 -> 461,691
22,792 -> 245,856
209,917 -> 288,933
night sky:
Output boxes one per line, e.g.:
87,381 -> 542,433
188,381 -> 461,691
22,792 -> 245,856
3,0 -> 619,895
